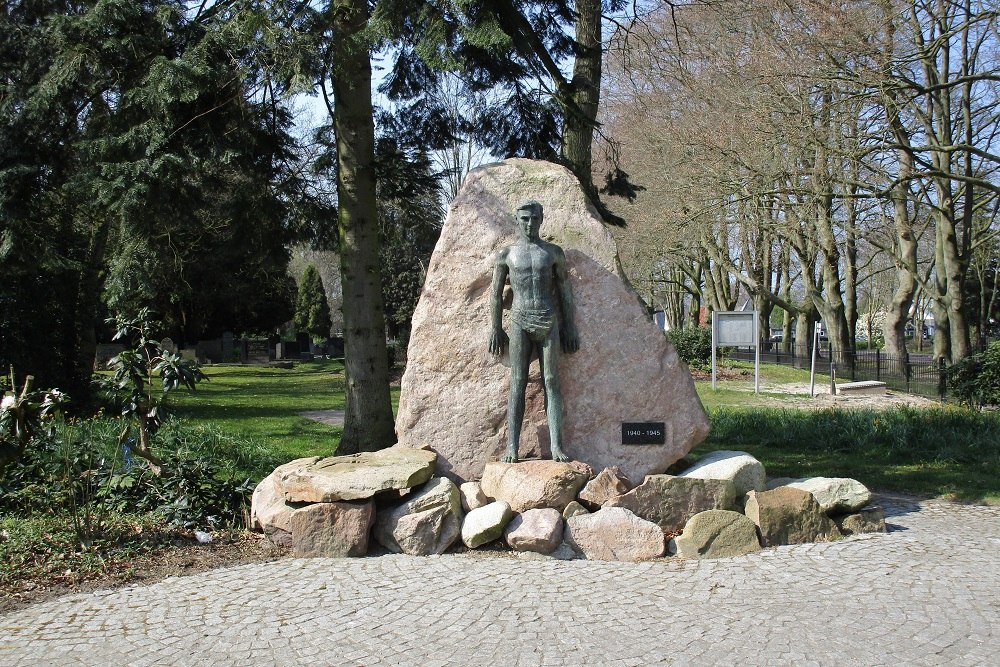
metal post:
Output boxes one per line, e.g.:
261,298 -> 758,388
755,337 -> 760,394
905,351 -> 911,393
711,315 -> 717,390
809,328 -> 819,397
938,357 -> 947,400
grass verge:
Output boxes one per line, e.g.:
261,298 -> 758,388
166,359 -> 347,476
695,405 -> 1000,503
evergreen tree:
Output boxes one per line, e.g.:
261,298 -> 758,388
295,265 -> 332,343
1,1 -> 308,395
374,0 -> 633,220
374,136 -> 444,345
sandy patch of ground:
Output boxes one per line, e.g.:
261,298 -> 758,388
730,381 -> 941,410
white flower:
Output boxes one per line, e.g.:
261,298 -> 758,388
0,395 -> 15,411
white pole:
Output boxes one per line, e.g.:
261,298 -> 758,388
755,318 -> 760,394
809,327 -> 819,397
711,314 -> 717,390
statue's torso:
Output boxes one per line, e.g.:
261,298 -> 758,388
506,241 -> 558,313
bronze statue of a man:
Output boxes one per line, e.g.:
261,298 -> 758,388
489,200 -> 579,463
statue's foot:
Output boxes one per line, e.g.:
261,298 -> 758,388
550,447 -> 571,463
501,445 -> 518,464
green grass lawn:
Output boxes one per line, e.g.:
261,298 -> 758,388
688,362 -> 1000,503
160,358 -> 998,503
167,359 -> 349,472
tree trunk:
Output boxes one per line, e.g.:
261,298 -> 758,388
561,0 -> 601,196
882,125 -> 918,360
331,0 -> 396,453
794,310 -> 814,361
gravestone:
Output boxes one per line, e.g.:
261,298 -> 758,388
197,338 -> 223,364
395,159 -> 710,483
221,331 -> 235,362
159,338 -> 177,355
93,344 -> 125,370
242,338 -> 270,365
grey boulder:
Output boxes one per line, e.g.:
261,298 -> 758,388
744,487 -> 842,546
278,448 -> 436,503
679,450 -> 766,497
605,475 -> 738,533
462,501 -> 515,549
669,510 -> 761,559
288,500 -> 375,558
373,477 -> 463,555
564,507 -> 665,562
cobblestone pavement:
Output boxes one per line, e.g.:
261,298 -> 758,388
2,495 -> 999,666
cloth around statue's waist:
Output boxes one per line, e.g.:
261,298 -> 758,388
510,306 -> 556,336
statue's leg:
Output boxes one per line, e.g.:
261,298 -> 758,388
541,325 -> 570,462
503,328 -> 530,463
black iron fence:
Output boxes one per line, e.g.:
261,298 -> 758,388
728,346 -> 948,399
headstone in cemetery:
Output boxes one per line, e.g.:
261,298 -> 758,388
394,159 -> 710,483
221,331 -> 235,362
197,338 -> 223,364
93,344 -> 126,370
159,338 -> 177,355
242,338 -> 270,365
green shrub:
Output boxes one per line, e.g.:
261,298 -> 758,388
666,326 -> 713,367
0,415 -> 256,530
948,342 -> 1000,409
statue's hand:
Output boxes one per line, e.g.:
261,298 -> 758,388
561,326 -> 580,354
489,328 -> 509,355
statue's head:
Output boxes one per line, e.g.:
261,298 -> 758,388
515,200 -> 543,240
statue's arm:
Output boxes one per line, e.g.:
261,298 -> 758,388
489,252 -> 510,355
554,248 -> 579,353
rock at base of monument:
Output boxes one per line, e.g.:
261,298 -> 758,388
564,507 -> 665,562
835,506 -> 887,535
605,475 -> 738,533
578,467 -> 633,510
669,510 -> 761,559
462,501 -> 514,549
278,448 -> 437,503
373,477 -> 463,556
744,488 -> 842,546
515,542 -> 578,561
479,460 -> 592,513
767,477 -> 873,515
679,450 -> 766,498
504,508 -> 563,554
459,481 -> 489,512
264,527 -> 292,549
563,501 -> 590,520
289,500 -> 375,557
251,458 -> 316,540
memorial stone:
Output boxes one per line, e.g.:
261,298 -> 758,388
395,159 -> 709,483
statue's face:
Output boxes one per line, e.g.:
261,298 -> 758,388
517,206 -> 542,240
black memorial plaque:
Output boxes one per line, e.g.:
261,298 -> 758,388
621,422 -> 666,445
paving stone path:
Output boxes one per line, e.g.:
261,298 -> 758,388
2,495 -> 998,666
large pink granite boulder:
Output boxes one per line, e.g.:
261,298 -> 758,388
395,159 -> 710,483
